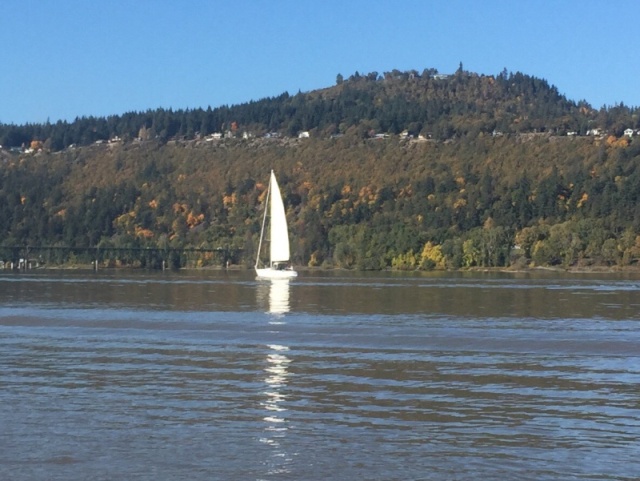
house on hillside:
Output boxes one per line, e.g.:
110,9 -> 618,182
205,133 -> 222,141
624,128 -> 634,138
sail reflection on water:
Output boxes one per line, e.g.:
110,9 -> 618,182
259,279 -> 293,476
256,278 -> 291,320
268,279 -> 291,315
263,344 -> 290,423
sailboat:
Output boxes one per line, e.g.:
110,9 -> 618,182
255,170 -> 298,279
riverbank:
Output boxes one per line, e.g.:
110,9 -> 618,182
5,261 -> 640,276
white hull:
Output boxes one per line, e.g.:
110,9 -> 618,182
256,268 -> 298,279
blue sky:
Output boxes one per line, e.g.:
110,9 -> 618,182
2,0 -> 638,125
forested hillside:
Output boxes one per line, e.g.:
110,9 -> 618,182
2,68 -> 640,270
2,66 -> 639,151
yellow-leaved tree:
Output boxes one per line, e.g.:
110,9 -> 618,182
391,250 -> 418,270
420,242 -> 445,270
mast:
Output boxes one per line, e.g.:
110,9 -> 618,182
255,172 -> 271,269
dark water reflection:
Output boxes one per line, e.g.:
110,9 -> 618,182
1,270 -> 639,480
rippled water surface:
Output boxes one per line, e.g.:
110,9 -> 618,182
1,270 -> 639,480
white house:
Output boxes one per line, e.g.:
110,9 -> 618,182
624,128 -> 634,138
298,131 -> 310,138
205,132 -> 222,141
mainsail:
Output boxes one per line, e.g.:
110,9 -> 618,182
269,171 -> 290,263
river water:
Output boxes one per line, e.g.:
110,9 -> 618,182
1,270 -> 639,480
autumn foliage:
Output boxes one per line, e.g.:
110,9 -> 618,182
1,68 -> 640,269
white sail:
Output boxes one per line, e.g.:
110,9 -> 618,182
269,171 -> 290,263
255,170 -> 297,279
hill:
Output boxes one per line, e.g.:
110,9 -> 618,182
2,66 -> 639,151
1,68 -> 640,270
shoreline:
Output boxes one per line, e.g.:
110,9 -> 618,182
4,262 -> 640,275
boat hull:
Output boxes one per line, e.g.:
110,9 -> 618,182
255,268 -> 298,279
